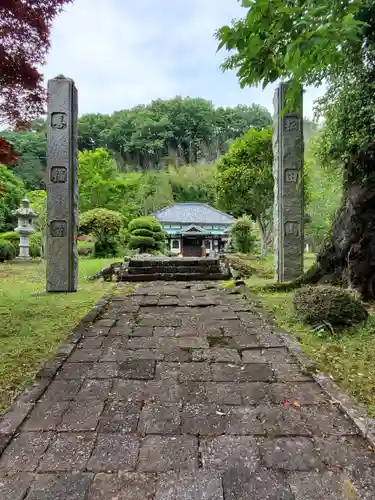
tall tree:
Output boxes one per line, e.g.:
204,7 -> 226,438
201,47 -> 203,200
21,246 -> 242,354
215,128 -> 274,256
217,0 -> 375,298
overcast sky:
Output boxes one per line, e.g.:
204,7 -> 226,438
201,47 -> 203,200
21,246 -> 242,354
44,0 -> 325,118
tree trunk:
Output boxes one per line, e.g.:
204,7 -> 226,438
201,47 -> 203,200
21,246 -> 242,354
299,155 -> 375,299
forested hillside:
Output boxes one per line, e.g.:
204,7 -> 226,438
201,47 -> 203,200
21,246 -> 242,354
1,97 -> 272,190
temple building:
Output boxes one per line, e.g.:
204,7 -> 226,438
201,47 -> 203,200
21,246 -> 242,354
153,203 -> 235,257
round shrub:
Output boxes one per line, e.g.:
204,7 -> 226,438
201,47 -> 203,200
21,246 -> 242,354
226,255 -> 254,279
127,216 -> 165,254
293,285 -> 368,327
128,216 -> 161,233
128,236 -> 155,252
0,239 -> 16,262
154,230 -> 168,242
131,228 -> 154,238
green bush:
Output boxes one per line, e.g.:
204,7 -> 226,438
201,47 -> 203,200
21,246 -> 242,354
77,240 -> 94,256
0,239 -> 17,262
131,228 -> 154,238
77,245 -> 93,256
80,208 -> 123,258
118,228 -> 130,247
93,235 -> 120,258
128,216 -> 161,233
293,285 -> 368,328
29,232 -> 42,258
128,235 -> 155,252
0,232 -> 19,255
154,230 -> 168,242
230,217 -> 256,254
127,216 -> 165,253
226,254 -> 254,278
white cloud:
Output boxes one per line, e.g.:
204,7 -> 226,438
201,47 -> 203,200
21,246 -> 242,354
44,0 -> 325,118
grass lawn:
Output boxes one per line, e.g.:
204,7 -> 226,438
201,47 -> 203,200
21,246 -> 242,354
242,253 -> 375,416
0,258 -> 115,412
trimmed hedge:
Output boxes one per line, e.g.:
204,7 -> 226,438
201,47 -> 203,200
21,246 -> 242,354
131,228 -> 154,238
0,239 -> 17,262
127,216 -> 166,253
128,216 -> 162,233
128,235 -> 155,251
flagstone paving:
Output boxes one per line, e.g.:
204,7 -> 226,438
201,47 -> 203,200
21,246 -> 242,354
1,282 -> 375,499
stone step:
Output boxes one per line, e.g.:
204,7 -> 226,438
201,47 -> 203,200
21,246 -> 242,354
127,265 -> 221,275
117,271 -> 230,282
129,258 -> 219,268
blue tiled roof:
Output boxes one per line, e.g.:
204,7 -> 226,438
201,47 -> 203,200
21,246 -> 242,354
153,203 -> 235,225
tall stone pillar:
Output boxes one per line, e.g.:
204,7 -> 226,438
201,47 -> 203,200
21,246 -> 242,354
46,75 -> 78,292
273,82 -> 304,282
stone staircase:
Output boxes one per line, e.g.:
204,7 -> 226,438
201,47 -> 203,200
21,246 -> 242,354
117,256 -> 231,282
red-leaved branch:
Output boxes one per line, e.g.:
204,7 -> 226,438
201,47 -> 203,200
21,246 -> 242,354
0,0 -> 73,166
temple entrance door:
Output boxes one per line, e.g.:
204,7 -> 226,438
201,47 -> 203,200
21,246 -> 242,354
182,237 -> 203,257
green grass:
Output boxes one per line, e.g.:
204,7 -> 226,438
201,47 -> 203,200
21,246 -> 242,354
243,252 -> 375,417
0,258 -> 115,412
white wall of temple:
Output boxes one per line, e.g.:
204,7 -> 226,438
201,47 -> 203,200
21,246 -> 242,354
170,237 -> 181,254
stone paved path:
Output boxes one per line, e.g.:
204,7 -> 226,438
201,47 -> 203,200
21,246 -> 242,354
1,282 -> 375,499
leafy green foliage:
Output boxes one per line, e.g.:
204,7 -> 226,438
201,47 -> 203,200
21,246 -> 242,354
0,231 -> 19,255
80,208 -> 123,258
230,217 -> 256,254
293,285 -> 368,327
29,232 -> 42,258
78,148 -> 120,213
216,0 -> 374,167
215,128 -> 273,254
0,165 -> 25,232
127,216 -> 166,253
100,97 -> 271,168
128,236 -> 156,252
27,190 -> 46,231
80,208 -> 123,236
1,130 -> 47,190
0,239 -> 16,261
304,135 -> 342,250
128,216 -> 162,233
217,0 -> 364,92
131,228 -> 154,238
215,128 -> 273,219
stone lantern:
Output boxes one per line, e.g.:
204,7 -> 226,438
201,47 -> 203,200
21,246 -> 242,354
13,198 -> 39,260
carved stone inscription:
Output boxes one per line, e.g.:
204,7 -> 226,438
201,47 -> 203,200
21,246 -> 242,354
50,166 -> 67,183
284,221 -> 300,237
51,112 -> 67,129
50,220 -> 67,237
284,116 -> 300,133
273,81 -> 304,282
47,76 -> 78,292
284,169 -> 300,183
